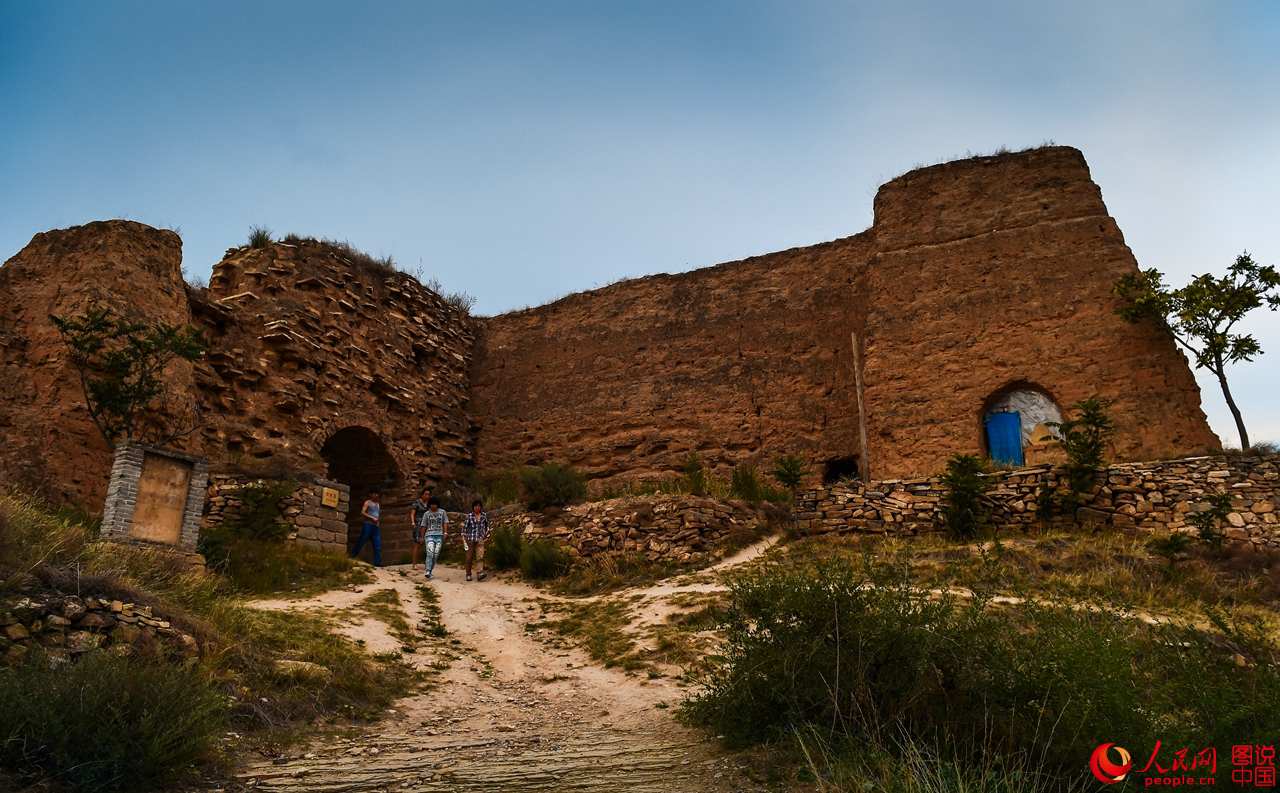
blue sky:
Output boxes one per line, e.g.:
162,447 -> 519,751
2,1 -> 1277,445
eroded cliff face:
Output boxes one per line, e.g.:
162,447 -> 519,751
469,234 -> 872,487
0,221 -> 197,505
861,147 -> 1220,478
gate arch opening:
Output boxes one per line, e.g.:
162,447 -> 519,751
980,383 -> 1063,467
320,426 -> 404,559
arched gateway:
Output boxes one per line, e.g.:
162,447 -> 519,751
320,426 -> 406,561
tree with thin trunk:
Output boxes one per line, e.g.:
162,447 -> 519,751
51,304 -> 206,448
1114,253 -> 1279,450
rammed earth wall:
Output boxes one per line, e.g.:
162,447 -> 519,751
796,454 -> 1280,544
0,146 -> 1224,527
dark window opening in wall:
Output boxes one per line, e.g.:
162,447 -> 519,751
823,456 -> 860,485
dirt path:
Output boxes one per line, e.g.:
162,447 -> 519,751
235,560 -> 764,793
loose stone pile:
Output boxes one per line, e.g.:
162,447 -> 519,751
797,454 -> 1279,543
0,593 -> 200,665
517,495 -> 780,563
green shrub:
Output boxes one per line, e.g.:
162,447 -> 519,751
248,225 -> 273,248
684,557 -> 1280,784
794,727 -> 1087,793
730,462 -> 762,501
1055,397 -> 1115,497
227,480 -> 295,541
520,539 -> 570,579
211,540 -> 367,596
488,521 -> 525,570
472,468 -> 522,506
1188,492 -> 1233,550
940,454 -> 989,539
0,651 -> 225,791
1147,531 -> 1194,562
551,552 -> 683,596
519,463 -> 587,510
1038,398 -> 1116,519
771,454 -> 806,491
682,453 -> 708,497
199,480 -> 301,587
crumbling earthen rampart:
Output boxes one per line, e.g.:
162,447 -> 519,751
471,146 -> 1220,485
0,145 -> 1224,556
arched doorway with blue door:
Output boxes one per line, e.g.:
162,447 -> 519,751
981,384 -> 1063,467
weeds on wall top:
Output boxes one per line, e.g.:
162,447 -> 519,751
247,225 -> 273,248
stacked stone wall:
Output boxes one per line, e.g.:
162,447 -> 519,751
513,495 -> 781,564
470,235 -> 870,488
470,146 -> 1220,487
201,474 -> 351,555
0,221 -> 198,506
860,147 -> 1219,479
196,239 -> 474,483
796,454 -> 1279,544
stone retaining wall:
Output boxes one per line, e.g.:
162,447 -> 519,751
201,474 -> 350,555
796,455 -> 1279,544
1,592 -> 200,665
514,495 -> 781,564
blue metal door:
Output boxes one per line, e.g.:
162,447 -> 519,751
985,411 -> 1024,466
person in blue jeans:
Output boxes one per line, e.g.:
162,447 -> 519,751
351,490 -> 383,566
419,497 -> 449,580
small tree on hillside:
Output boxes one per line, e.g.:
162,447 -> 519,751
941,454 -> 990,539
771,455 -> 806,495
1115,253 -> 1280,450
51,305 -> 206,448
1039,397 -> 1115,519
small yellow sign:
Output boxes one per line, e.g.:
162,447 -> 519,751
321,487 -> 341,509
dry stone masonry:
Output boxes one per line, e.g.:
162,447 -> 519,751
201,474 -> 351,555
796,454 -> 1279,545
513,495 -> 782,564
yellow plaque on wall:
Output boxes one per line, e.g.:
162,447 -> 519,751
321,487 -> 340,508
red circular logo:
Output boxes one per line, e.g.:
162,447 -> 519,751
1090,743 -> 1133,784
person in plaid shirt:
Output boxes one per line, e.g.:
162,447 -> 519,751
462,499 -> 491,582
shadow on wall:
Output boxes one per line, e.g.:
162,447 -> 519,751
320,426 -> 403,559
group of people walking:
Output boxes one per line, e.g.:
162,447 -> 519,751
350,485 -> 491,582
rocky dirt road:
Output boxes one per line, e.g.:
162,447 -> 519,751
233,555 -> 767,793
